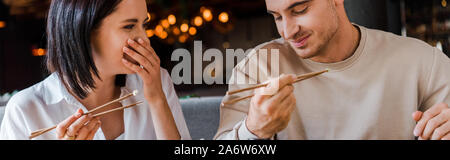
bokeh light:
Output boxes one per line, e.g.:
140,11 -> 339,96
218,12 -> 229,23
161,19 -> 170,28
194,16 -> 203,27
146,29 -> 154,37
202,9 -> 213,22
168,14 -> 176,25
189,27 -> 197,35
180,23 -> 189,32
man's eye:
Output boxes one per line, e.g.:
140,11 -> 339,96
124,24 -> 135,29
293,7 -> 308,15
275,16 -> 282,21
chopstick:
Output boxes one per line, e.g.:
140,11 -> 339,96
92,101 -> 143,117
226,69 -> 329,95
84,90 -> 138,115
29,101 -> 142,139
29,90 -> 140,139
223,69 -> 329,105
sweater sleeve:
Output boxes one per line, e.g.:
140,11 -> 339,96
420,48 -> 450,111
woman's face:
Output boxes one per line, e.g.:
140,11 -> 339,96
91,0 -> 149,76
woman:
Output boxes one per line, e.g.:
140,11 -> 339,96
0,0 -> 190,140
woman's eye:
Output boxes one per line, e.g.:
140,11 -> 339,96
142,23 -> 148,29
123,24 -> 135,29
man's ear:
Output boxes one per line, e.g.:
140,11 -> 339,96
333,0 -> 345,6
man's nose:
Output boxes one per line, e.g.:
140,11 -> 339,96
282,17 -> 300,40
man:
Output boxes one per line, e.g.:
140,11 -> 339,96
214,0 -> 450,140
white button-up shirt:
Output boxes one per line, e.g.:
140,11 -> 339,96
0,69 -> 191,140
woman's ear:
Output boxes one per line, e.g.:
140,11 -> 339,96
90,29 -> 101,55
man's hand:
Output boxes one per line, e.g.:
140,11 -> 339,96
412,103 -> 450,140
246,74 -> 297,139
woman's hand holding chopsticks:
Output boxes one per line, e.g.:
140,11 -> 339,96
56,109 -> 101,140
245,74 -> 297,139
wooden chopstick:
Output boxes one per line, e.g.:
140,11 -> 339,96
223,69 -> 329,105
92,101 -> 143,117
29,90 -> 140,139
226,69 -> 329,96
29,101 -> 142,139
84,90 -> 138,115
29,126 -> 57,140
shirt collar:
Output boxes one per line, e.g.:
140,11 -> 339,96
42,73 -> 134,107
42,73 -> 89,107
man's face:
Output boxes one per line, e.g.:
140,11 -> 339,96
266,0 -> 340,59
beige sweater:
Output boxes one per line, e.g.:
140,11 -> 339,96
214,25 -> 450,140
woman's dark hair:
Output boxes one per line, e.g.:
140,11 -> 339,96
46,0 -> 124,99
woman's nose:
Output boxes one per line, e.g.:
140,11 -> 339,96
130,27 -> 148,42
132,36 -> 147,42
